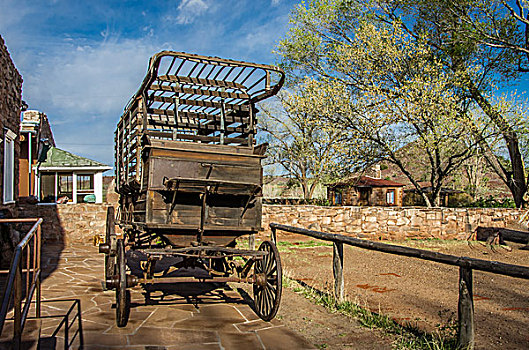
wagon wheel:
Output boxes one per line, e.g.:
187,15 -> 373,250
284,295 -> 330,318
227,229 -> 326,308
253,241 -> 282,321
104,207 -> 116,290
115,238 -> 130,327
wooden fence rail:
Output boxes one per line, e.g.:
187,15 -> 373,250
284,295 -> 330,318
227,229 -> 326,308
269,222 -> 529,349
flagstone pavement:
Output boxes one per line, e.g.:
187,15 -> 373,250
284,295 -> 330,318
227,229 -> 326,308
37,244 -> 315,349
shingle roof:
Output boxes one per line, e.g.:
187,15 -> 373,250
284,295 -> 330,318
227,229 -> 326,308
328,176 -> 405,188
38,147 -> 109,168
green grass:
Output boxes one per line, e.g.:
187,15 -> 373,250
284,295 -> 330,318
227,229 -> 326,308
276,240 -> 333,248
282,276 -> 460,350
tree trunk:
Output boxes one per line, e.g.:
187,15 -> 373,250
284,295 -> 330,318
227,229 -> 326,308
465,78 -> 527,207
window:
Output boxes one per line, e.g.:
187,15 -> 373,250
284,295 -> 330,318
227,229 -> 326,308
76,174 -> 94,203
40,173 -> 56,203
3,129 -> 16,204
58,174 -> 73,201
334,191 -> 342,205
386,189 -> 395,205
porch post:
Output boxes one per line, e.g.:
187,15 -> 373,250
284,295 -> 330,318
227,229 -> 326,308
72,171 -> 77,203
95,172 -> 103,203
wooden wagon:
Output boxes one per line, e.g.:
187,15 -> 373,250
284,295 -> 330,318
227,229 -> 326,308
99,51 -> 285,327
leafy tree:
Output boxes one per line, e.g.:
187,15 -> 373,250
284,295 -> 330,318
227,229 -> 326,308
382,0 -> 529,207
276,1 -> 492,206
278,0 -> 529,206
259,91 -> 353,200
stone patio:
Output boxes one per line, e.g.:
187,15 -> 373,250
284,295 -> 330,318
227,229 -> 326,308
36,244 -> 314,349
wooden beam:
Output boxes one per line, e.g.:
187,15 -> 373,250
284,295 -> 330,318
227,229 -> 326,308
147,108 -> 249,125
144,130 -> 248,145
150,95 -> 250,112
147,118 -> 250,134
151,84 -> 249,99
157,75 -> 246,90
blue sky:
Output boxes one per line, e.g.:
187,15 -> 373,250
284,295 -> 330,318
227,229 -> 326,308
1,0 -> 528,173
0,0 -> 298,169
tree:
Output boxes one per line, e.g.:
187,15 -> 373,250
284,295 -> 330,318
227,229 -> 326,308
259,91 -> 352,200
433,0 -> 529,72
276,2 -> 492,206
377,0 -> 529,207
278,0 -> 529,207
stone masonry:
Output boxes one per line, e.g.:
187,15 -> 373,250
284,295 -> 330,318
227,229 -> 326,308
0,35 -> 22,214
15,202 -> 529,244
18,203 -> 110,244
262,205 -> 528,240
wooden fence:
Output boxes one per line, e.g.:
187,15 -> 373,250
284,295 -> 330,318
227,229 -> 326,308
269,222 -> 529,349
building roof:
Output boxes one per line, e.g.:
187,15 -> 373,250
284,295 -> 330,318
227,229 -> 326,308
37,147 -> 110,169
329,176 -> 405,188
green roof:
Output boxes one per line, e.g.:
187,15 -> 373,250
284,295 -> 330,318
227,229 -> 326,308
38,147 -> 109,168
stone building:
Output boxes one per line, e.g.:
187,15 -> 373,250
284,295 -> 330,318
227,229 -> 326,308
327,176 -> 405,206
0,35 -> 23,215
19,110 -> 55,198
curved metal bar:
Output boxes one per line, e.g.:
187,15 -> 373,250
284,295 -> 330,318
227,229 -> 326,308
125,51 -> 285,111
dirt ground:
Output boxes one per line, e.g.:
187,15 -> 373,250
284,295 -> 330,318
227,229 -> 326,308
264,234 -> 529,350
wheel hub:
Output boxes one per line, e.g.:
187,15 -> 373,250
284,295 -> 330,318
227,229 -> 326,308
255,272 -> 267,287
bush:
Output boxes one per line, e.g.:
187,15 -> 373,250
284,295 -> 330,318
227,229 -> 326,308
469,196 -> 515,208
447,193 -> 473,207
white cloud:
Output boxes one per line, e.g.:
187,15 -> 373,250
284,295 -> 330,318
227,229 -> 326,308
24,37 -> 156,118
175,0 -> 210,24
271,0 -> 281,6
17,36 -> 158,166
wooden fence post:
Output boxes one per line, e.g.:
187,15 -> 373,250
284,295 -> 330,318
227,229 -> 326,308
271,227 -> 277,245
333,241 -> 344,303
249,234 -> 255,250
458,266 -> 475,349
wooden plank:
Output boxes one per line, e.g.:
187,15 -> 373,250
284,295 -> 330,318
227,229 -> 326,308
150,84 -> 249,99
333,241 -> 344,302
143,223 -> 257,231
179,98 -> 249,112
147,108 -> 249,124
151,95 -> 250,112
147,118 -> 250,135
156,75 -> 246,90
144,131 -> 248,145
147,138 -> 255,154
149,149 -> 261,165
458,266 -> 474,349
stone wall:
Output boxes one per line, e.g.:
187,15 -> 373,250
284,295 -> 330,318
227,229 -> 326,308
18,202 -> 110,244
0,35 -> 22,214
15,201 -> 529,244
262,205 -> 527,240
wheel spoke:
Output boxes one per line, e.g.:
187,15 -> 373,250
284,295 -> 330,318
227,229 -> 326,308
267,281 -> 277,292
264,286 -> 274,314
259,288 -> 266,314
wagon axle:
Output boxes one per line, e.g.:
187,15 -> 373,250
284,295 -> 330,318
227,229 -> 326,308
106,273 -> 265,289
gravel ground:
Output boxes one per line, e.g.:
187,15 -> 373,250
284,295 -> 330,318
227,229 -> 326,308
272,235 -> 529,350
